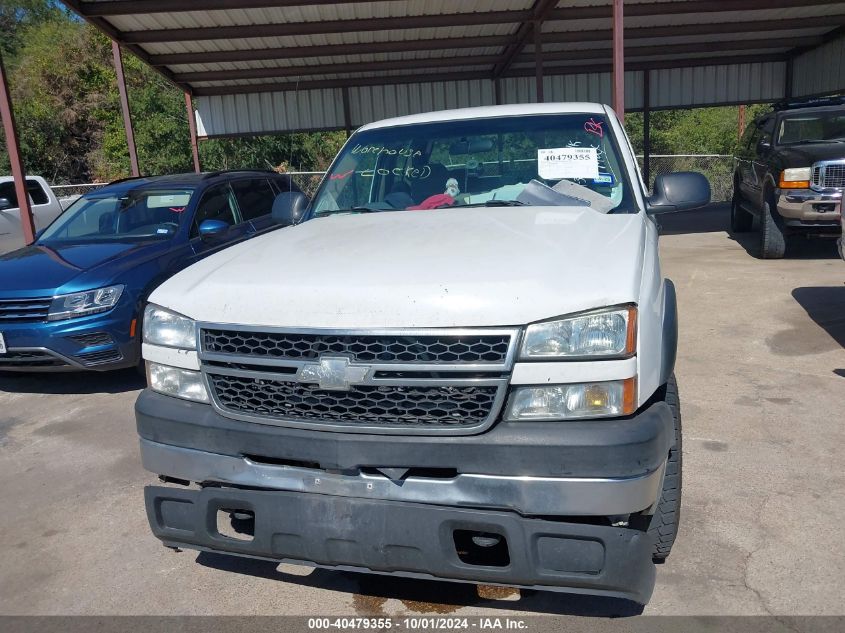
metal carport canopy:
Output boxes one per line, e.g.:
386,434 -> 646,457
66,0 -> 845,138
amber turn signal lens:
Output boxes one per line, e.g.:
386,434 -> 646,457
622,376 -> 637,415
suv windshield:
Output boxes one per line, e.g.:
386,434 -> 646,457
39,188 -> 195,243
777,110 -> 845,145
311,114 -> 636,216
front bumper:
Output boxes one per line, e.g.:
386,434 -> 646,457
0,303 -> 137,371
138,391 -> 673,603
145,485 -> 656,604
776,189 -> 842,228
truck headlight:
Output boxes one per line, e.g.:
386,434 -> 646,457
47,284 -> 124,321
147,362 -> 209,403
505,378 -> 636,421
520,306 -> 636,359
143,304 -> 196,349
779,167 -> 811,189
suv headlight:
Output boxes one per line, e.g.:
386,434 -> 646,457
143,304 -> 196,349
520,306 -> 636,359
505,379 -> 636,421
779,167 -> 811,189
47,284 -> 124,321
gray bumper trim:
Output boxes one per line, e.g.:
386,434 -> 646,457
141,438 -> 665,516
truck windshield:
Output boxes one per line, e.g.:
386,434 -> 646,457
38,188 -> 194,243
311,113 -> 637,216
777,110 -> 845,145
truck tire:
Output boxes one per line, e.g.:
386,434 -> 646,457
650,374 -> 682,561
759,192 -> 786,259
730,190 -> 753,233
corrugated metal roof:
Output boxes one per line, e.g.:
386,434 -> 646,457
69,0 -> 845,136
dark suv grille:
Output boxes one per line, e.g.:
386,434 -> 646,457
202,329 -> 511,364
812,162 -> 845,189
208,373 -> 499,429
0,297 -> 51,323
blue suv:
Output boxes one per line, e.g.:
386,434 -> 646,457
0,170 -> 301,372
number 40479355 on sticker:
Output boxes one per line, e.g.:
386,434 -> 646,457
537,147 -> 599,180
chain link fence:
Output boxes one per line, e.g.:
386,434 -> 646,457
637,155 -> 734,202
287,171 -> 325,198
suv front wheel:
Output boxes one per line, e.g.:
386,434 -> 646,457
759,191 -> 787,259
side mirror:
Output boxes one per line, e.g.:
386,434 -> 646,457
647,171 -> 711,215
0,197 -> 12,211
757,139 -> 772,154
198,219 -> 230,242
272,191 -> 309,227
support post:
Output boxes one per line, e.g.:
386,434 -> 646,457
0,52 -> 36,245
184,92 -> 201,173
494,78 -> 502,105
112,40 -> 140,177
534,22 -> 544,103
642,70 -> 651,190
612,0 -> 625,121
738,104 -> 746,141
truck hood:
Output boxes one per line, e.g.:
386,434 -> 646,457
150,207 -> 646,328
777,143 -> 845,167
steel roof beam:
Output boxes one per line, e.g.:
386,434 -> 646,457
492,0 -> 560,78
191,53 -> 789,97
150,35 -> 514,66
79,0 -> 406,16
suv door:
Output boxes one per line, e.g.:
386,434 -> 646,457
750,116 -> 776,208
736,122 -> 759,204
230,178 -> 279,235
188,183 -> 251,260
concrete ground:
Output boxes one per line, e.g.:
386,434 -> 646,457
0,204 -> 843,617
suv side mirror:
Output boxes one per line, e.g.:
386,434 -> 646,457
0,197 -> 12,211
647,171 -> 711,215
272,191 -> 308,227
757,139 -> 772,154
198,219 -> 230,242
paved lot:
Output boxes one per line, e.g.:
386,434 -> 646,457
0,204 -> 843,617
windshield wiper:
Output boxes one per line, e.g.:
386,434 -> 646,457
318,207 -> 384,216
448,200 -> 529,208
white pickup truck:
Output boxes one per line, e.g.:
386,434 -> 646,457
0,175 -> 66,255
136,103 -> 710,605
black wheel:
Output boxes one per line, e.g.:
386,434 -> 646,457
759,191 -> 786,259
730,190 -> 753,233
649,374 -> 682,561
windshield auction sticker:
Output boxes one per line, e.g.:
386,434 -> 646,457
537,147 -> 599,180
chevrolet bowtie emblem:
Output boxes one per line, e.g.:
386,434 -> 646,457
298,356 -> 371,391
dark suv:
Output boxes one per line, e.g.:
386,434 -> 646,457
732,96 -> 844,258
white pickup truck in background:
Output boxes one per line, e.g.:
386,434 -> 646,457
136,103 -> 711,605
0,175 -> 68,255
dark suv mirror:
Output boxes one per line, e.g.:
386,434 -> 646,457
647,171 -> 711,215
0,197 -> 12,211
272,191 -> 309,226
757,139 -> 772,154
198,219 -> 230,242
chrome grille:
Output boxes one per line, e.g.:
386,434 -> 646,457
208,374 -> 499,428
198,325 -> 518,434
0,297 -> 51,323
812,161 -> 845,189
202,329 -> 511,364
